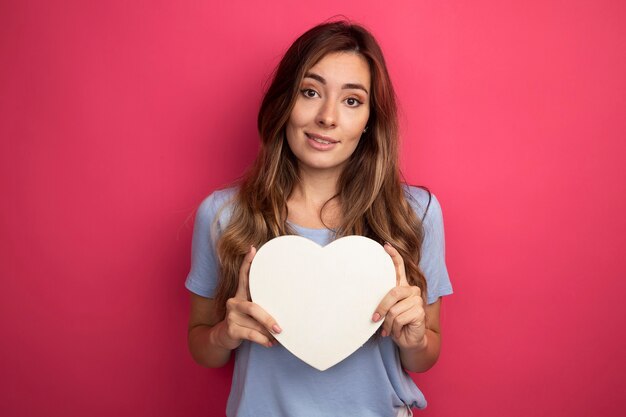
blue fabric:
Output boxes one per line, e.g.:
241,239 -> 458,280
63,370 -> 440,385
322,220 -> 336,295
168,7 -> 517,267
185,186 -> 453,416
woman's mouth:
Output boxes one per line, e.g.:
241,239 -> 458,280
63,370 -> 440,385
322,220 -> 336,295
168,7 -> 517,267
305,133 -> 339,151
306,133 -> 338,145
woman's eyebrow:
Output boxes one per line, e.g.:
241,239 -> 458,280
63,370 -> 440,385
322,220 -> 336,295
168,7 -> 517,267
304,72 -> 369,95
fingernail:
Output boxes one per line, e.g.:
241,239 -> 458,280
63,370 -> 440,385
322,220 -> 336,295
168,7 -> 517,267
272,324 -> 282,334
381,329 -> 388,337
267,341 -> 273,348
372,313 -> 381,322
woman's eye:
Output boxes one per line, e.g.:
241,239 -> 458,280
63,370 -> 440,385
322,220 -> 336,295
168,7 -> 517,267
300,89 -> 362,107
301,89 -> 318,98
346,97 -> 362,107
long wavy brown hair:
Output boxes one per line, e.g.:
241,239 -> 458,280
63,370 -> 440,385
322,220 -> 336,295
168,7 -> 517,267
213,19 -> 427,319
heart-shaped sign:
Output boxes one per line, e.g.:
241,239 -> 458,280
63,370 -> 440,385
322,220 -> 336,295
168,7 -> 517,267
249,235 -> 396,371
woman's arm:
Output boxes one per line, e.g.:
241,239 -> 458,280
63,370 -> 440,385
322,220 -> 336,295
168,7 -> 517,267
187,246 -> 282,368
373,243 -> 443,373
187,294 -> 233,368
397,298 -> 442,373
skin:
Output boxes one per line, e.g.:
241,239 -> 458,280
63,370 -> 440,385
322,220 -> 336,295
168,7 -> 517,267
188,51 -> 443,373
375,244 -> 442,373
286,52 -> 370,179
285,51 -> 371,228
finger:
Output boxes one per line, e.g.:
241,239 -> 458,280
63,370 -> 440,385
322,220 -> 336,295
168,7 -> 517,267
237,300 -> 282,335
231,322 -> 275,348
382,295 -> 419,336
372,286 -> 419,322
226,298 -> 281,336
384,242 -> 408,286
236,246 -> 256,300
392,307 -> 425,340
229,313 -> 276,341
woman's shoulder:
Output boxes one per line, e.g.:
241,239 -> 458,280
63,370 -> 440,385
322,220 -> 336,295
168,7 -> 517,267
196,186 -> 239,224
402,184 -> 442,222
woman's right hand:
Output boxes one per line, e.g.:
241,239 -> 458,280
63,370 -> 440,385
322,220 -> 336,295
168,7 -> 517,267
217,246 -> 282,350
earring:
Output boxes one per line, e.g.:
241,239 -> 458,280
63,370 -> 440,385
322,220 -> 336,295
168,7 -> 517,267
363,126 -> 369,133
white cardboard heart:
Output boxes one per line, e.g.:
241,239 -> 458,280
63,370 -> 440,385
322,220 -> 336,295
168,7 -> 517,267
249,235 -> 396,371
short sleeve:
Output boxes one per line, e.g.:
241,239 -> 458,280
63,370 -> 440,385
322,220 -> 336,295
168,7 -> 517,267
405,186 -> 454,304
184,188 -> 236,298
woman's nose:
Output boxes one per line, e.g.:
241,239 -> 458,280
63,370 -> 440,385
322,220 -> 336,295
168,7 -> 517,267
316,99 -> 337,128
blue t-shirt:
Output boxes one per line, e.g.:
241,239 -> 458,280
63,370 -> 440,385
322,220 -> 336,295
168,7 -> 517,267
186,186 -> 453,417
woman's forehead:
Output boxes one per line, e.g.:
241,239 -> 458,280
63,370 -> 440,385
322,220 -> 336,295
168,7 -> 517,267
303,52 -> 371,88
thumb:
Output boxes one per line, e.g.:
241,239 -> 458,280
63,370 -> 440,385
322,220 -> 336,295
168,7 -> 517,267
235,246 -> 256,299
384,242 -> 408,286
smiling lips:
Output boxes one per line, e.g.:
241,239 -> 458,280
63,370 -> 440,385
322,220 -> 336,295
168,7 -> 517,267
306,133 -> 339,149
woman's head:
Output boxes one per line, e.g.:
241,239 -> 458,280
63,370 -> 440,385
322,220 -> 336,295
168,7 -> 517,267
285,51 -> 371,177
215,20 -> 427,319
257,20 -> 400,196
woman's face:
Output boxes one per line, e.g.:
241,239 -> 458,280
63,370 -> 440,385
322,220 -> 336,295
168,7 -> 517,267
285,51 -> 371,177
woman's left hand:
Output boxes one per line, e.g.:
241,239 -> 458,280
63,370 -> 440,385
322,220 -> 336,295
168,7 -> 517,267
372,243 -> 427,351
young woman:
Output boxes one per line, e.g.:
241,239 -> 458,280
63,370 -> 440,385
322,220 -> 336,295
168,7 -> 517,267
186,20 -> 453,417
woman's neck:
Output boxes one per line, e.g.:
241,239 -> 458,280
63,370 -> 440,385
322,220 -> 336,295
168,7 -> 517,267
287,167 -> 342,228
293,164 -> 341,203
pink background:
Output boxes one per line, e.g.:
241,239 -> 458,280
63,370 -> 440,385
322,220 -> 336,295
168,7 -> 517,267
1,1 -> 624,416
